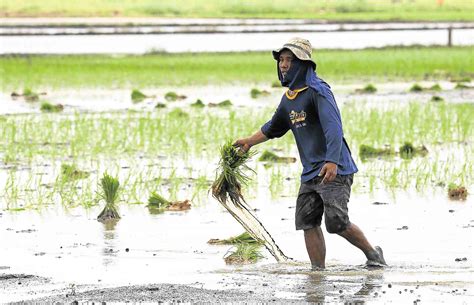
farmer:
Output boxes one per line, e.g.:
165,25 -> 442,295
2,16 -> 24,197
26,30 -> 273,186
234,37 -> 386,270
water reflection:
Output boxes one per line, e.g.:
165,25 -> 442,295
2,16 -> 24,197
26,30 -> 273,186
101,219 -> 119,267
305,272 -> 327,304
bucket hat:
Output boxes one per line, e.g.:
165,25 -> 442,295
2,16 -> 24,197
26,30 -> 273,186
272,37 -> 316,70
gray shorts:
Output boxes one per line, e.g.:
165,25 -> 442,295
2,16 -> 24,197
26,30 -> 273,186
295,174 -> 353,233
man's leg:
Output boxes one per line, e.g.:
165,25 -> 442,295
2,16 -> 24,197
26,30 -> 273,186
338,223 -> 386,265
304,226 -> 326,269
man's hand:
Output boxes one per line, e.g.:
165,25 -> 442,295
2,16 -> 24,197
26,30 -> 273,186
319,162 -> 337,184
233,138 -> 252,153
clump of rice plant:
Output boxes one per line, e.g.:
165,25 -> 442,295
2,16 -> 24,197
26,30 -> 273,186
23,88 -> 40,102
224,243 -> 264,264
147,191 -> 191,212
211,141 -> 256,207
131,89 -> 148,103
409,84 -> 423,92
191,99 -> 205,108
97,173 -> 121,222
450,76 -> 471,83
258,150 -> 296,163
271,81 -> 281,88
399,142 -> 429,159
155,102 -> 166,108
359,144 -> 394,160
356,84 -> 377,93
168,108 -> 189,118
431,95 -> 444,102
40,102 -> 64,113
429,84 -> 442,91
209,100 -> 233,107
250,88 -> 270,98
148,192 -> 171,209
165,91 -> 186,101
208,231 -> 262,245
60,164 -> 89,181
448,183 -> 468,200
455,83 -> 471,89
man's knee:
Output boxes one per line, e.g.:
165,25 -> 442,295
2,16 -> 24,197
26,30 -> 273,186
325,219 -> 349,234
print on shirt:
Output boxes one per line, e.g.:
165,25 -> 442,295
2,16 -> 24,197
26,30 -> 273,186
289,110 -> 307,128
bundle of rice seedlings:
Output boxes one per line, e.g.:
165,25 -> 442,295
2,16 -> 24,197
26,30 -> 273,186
23,88 -> 40,102
165,91 -> 186,101
147,192 -> 191,212
409,84 -> 423,92
448,184 -> 468,200
208,231 -> 262,245
399,142 -> 429,159
258,150 -> 296,163
147,192 -> 171,209
60,164 -> 90,181
208,100 -> 232,107
271,81 -> 281,88
191,99 -> 205,108
355,84 -> 377,94
211,141 -> 256,207
431,95 -> 444,102
97,173 -> 121,222
155,102 -> 166,108
429,84 -> 442,91
359,144 -> 394,160
250,88 -> 270,99
224,243 -> 265,264
131,89 -> 148,103
168,108 -> 189,118
40,102 -> 64,113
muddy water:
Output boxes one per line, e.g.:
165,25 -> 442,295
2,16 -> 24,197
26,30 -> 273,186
0,191 -> 472,302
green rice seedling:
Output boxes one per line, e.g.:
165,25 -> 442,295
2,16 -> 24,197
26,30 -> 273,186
359,144 -> 394,160
448,183 -> 468,200
409,83 -> 423,92
155,102 -> 166,108
224,243 -> 264,264
208,231 -> 262,245
429,84 -> 442,91
97,173 -> 121,222
191,99 -> 205,108
60,164 -> 90,181
165,91 -> 186,101
431,95 -> 444,102
258,150 -> 296,163
40,101 -> 64,112
211,141 -> 256,206
131,89 -> 148,103
208,99 -> 232,107
250,88 -> 270,99
356,84 -> 377,93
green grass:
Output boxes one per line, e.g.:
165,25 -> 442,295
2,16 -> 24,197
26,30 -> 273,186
2,0 -> 473,21
1,47 -> 472,90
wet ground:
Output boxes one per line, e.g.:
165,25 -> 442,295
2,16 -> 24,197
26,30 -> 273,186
0,191 -> 472,303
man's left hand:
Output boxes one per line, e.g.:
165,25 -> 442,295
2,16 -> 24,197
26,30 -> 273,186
319,162 -> 337,184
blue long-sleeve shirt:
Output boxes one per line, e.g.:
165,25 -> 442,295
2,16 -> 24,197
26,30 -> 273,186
261,83 -> 358,182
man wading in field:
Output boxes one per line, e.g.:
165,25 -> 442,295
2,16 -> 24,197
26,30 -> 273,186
234,38 -> 387,270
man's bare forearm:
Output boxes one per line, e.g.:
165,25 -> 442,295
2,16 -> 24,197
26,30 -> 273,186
234,130 -> 269,152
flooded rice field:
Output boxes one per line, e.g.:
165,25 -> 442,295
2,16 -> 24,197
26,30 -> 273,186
2,28 -> 474,54
0,82 -> 473,303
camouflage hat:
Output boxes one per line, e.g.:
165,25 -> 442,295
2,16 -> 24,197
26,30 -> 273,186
272,37 -> 316,69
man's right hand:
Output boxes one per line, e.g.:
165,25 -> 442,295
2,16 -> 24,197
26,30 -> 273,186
233,138 -> 252,153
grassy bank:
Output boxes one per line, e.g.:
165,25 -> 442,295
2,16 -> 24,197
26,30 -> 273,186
1,47 -> 473,90
1,0 -> 473,21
